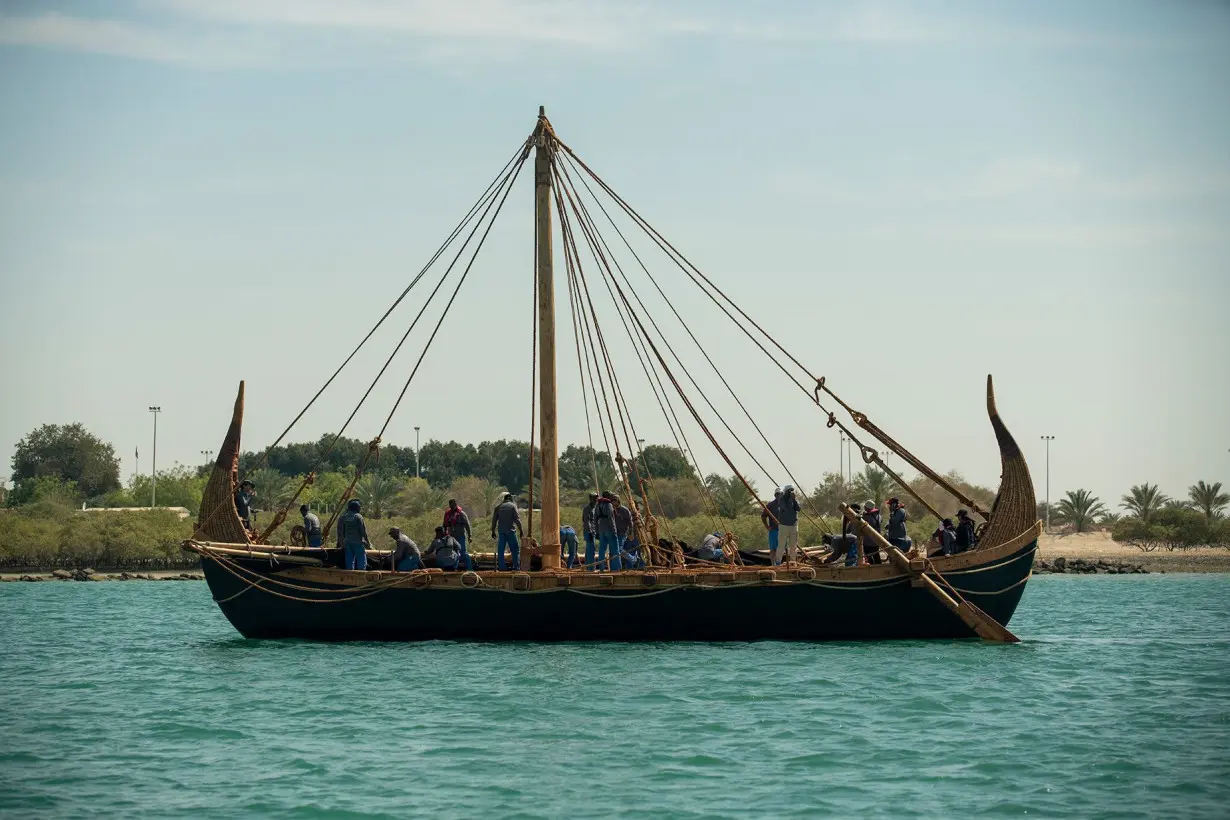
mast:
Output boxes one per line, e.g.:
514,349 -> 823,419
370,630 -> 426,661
534,106 -> 562,568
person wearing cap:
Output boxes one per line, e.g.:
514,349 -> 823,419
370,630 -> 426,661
762,488 -> 783,565
697,531 -> 730,563
777,484 -> 802,563
235,480 -> 256,531
931,517 -> 958,557
337,498 -> 370,570
581,493 -> 599,571
425,525 -> 462,571
300,504 -> 323,548
389,527 -> 422,571
490,493 -> 523,571
444,498 -> 473,570
955,509 -> 978,554
861,499 -> 883,565
886,497 -> 912,552
594,491 -> 620,570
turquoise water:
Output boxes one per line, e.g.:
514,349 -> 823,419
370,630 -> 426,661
1,576 -> 1227,819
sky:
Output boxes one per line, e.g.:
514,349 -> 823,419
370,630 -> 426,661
1,0 -> 1227,510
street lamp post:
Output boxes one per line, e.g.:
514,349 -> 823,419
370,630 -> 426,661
149,407 -> 161,507
1040,435 -> 1055,532
414,426 -> 421,479
200,450 -> 213,469
838,433 -> 847,483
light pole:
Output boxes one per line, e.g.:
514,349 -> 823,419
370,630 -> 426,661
201,450 -> 213,469
414,426 -> 421,479
1040,435 -> 1055,532
149,407 -> 161,507
838,433 -> 847,483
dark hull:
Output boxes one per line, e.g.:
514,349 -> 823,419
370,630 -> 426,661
200,538 -> 1036,642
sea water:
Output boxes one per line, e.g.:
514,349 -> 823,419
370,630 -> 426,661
1,575 -> 1227,819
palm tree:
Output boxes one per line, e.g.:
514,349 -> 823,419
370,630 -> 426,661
1054,489 -> 1107,533
245,467 -> 296,514
1163,498 -> 1192,511
355,473 -> 404,519
860,467 -> 894,508
397,477 -> 447,517
705,474 -> 756,518
1099,511 -> 1121,527
1120,483 -> 1169,523
1188,481 -> 1229,522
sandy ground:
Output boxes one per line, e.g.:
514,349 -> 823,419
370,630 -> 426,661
1038,531 -> 1230,573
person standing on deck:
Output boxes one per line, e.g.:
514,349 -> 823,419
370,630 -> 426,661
594,492 -> 620,571
886,497 -> 912,552
777,484 -> 802,563
581,493 -> 599,571
861,499 -> 883,565
842,503 -> 863,566
560,525 -> 579,568
762,488 -> 783,564
300,504 -> 323,548
337,499 -> 370,570
955,509 -> 978,554
426,526 -> 462,571
235,480 -> 255,531
389,527 -> 422,571
491,493 -> 523,571
444,499 -> 473,570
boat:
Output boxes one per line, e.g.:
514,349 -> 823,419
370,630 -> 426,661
186,108 -> 1040,642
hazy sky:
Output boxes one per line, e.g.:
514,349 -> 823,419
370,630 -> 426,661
1,0 -> 1227,509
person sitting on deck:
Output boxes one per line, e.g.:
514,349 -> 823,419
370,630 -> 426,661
886,497 -> 912,552
931,518 -> 958,557
613,496 -> 642,570
861,499 -> 883,565
491,493 -> 523,571
581,493 -> 599,571
426,526 -> 462,571
337,499 -> 370,570
559,524 -> 580,568
955,509 -> 978,554
300,504 -> 323,548
389,527 -> 422,571
444,499 -> 473,570
594,492 -> 620,571
235,481 -> 255,531
777,484 -> 802,563
697,532 -> 729,564
762,488 -> 783,565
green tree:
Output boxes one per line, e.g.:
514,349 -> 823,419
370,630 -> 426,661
860,467 -> 894,508
1188,481 -> 1229,522
1099,511 -> 1121,527
638,445 -> 695,481
1054,489 -> 1107,533
356,473 -> 404,519
397,477 -> 448,517
7,475 -> 81,508
11,423 -> 121,497
1120,483 -> 1168,523
446,476 -> 507,520
705,474 -> 756,518
646,477 -> 706,518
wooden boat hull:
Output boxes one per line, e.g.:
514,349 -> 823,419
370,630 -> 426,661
197,525 -> 1037,642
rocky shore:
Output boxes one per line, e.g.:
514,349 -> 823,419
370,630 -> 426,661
1035,557 -> 1148,575
2,569 -> 204,582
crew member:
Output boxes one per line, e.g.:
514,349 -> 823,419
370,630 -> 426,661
235,480 -> 255,531
886,497 -> 912,552
955,509 -> 978,554
336,499 -> 370,570
861,499 -> 883,565
300,504 -> 323,548
762,488 -> 783,565
613,496 -> 641,569
444,499 -> 473,570
426,526 -> 462,571
932,518 -> 958,557
389,527 -> 422,571
594,492 -> 620,570
560,525 -> 579,568
581,493 -> 599,571
491,493 -> 523,571
843,502 -> 863,566
777,484 -> 802,563
697,532 -> 729,563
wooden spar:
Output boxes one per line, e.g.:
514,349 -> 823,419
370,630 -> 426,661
535,107 -> 562,567
838,503 -> 1019,643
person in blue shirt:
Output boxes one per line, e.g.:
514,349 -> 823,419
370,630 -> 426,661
885,497 -> 913,553
234,480 -> 255,531
761,488 -> 782,564
336,499 -> 369,570
581,493 -> 599,570
594,492 -> 620,570
559,525 -> 579,568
